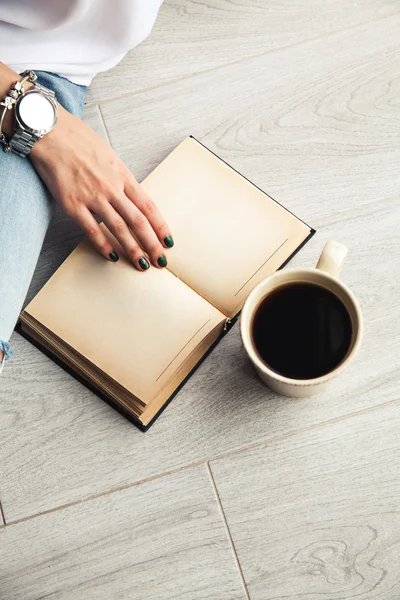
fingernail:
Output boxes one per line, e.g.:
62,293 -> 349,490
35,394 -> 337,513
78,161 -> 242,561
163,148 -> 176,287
157,255 -> 167,268
109,251 -> 119,262
139,257 -> 150,270
164,235 -> 174,248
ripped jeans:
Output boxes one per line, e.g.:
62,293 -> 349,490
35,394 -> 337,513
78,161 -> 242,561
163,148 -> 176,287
0,71 -> 86,372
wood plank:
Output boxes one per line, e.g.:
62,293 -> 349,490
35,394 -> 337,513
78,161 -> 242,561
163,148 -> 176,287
87,0 -> 400,103
1,192 -> 399,521
0,466 -> 245,600
210,401 -> 400,599
99,14 -> 400,220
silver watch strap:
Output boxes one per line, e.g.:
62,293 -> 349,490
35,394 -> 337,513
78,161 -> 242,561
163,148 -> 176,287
33,82 -> 56,99
8,83 -> 56,158
7,128 -> 40,157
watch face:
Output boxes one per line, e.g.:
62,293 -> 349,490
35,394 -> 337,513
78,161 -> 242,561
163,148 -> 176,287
18,91 -> 56,131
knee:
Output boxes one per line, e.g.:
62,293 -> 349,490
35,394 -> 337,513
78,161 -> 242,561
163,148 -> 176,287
0,340 -> 12,363
0,341 -> 13,374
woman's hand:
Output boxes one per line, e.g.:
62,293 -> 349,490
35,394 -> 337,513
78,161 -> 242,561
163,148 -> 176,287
30,104 -> 173,270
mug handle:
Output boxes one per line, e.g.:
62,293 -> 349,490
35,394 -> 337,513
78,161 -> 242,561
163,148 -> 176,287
316,240 -> 348,278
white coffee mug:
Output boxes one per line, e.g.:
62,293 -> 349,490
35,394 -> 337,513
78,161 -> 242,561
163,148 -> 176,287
240,241 -> 363,397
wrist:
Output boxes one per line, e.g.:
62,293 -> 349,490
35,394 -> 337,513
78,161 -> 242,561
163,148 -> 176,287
1,105 -> 14,137
0,63 -> 34,136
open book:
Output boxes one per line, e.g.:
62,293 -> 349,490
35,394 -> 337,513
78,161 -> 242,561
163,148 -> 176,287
19,137 -> 314,430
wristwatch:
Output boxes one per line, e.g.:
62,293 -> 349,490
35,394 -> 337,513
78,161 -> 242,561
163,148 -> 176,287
7,78 -> 58,158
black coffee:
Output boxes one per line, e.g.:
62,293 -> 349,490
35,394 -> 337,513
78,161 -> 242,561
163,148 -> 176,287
252,282 -> 352,380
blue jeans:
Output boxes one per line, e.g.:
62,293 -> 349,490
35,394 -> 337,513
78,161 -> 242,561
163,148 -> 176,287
0,72 -> 86,368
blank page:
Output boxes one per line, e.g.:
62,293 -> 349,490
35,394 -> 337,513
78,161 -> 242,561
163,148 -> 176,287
22,240 -> 225,405
141,137 -> 312,317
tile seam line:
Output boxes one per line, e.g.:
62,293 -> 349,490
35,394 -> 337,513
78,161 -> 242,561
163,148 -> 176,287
86,9 -> 400,109
207,462 -> 251,600
96,104 -> 112,144
0,501 -> 6,526
2,395 -> 400,529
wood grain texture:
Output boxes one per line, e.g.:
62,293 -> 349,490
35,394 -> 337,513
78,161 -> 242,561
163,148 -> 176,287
100,14 -> 400,219
87,0 -> 400,103
0,466 -> 245,600
210,401 -> 400,599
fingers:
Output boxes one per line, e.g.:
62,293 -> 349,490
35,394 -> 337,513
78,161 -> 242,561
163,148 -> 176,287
67,175 -> 174,272
124,176 -> 174,250
108,194 -> 168,269
96,201 -> 157,271
72,208 -> 120,263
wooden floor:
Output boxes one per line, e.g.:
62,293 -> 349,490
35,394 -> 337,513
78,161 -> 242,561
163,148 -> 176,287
1,1 -> 400,598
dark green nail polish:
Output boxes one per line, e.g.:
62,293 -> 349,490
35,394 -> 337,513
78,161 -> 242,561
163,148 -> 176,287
109,251 -> 119,262
139,257 -> 150,270
157,255 -> 167,268
164,235 -> 174,248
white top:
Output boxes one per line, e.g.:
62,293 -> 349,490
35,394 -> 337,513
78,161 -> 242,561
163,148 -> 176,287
0,0 -> 163,85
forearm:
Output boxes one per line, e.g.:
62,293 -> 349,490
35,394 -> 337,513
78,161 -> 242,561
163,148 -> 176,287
0,61 -> 33,136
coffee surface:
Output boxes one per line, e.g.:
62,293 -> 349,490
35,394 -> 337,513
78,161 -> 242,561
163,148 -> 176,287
252,282 -> 352,380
